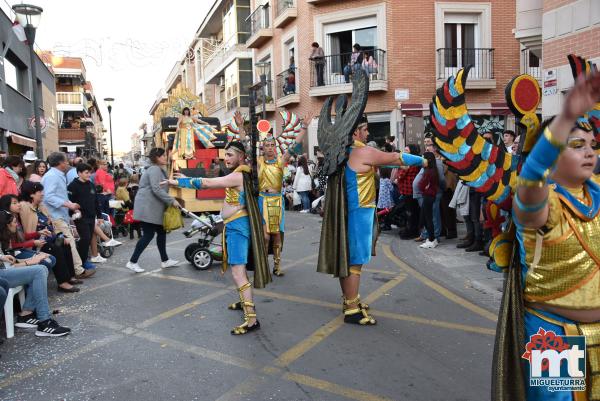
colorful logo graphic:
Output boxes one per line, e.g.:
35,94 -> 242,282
522,328 -> 586,392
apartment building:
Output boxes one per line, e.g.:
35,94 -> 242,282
516,0 -> 600,118
41,52 -> 105,159
0,5 -> 57,156
245,0 -> 521,155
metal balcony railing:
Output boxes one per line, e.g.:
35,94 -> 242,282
276,68 -> 297,99
247,4 -> 270,38
276,0 -> 295,17
436,48 -> 494,80
522,48 -> 542,81
309,49 -> 386,88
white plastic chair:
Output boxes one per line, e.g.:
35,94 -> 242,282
4,286 -> 25,338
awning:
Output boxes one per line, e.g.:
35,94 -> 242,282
7,132 -> 36,148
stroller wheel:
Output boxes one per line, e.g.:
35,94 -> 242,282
184,243 -> 202,262
100,246 -> 114,258
191,248 -> 212,270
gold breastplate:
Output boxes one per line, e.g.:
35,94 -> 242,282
259,157 -> 283,192
225,187 -> 241,205
523,190 -> 600,309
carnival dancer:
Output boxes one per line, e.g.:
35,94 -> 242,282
233,110 -> 306,277
317,69 -> 427,325
164,141 -> 271,335
174,107 -> 217,159
496,63 -> 600,401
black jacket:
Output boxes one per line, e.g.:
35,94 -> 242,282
67,179 -> 101,220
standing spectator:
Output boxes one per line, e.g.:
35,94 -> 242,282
418,152 -> 439,249
0,156 -> 23,196
68,163 -> 102,273
377,168 -> 394,231
66,156 -> 84,184
126,148 -> 180,273
396,144 -> 421,239
29,160 -> 48,183
502,130 -> 516,153
293,156 -> 313,213
309,42 -> 325,87
41,152 -> 91,278
343,44 -> 363,83
94,160 -> 115,215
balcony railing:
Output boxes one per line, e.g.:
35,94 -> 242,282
522,48 -> 541,81
436,48 -> 494,80
248,4 -> 270,37
309,49 -> 386,88
57,92 -> 86,108
276,68 -> 297,99
276,0 -> 294,17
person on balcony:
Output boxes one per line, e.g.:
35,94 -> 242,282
343,43 -> 363,84
309,42 -> 325,87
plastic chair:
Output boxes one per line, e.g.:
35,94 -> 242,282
4,286 -> 25,338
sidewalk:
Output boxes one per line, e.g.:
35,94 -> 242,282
387,222 -> 504,315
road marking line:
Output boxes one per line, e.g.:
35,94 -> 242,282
136,289 -> 229,329
0,334 -> 123,389
382,245 -> 498,322
273,275 -> 407,368
133,330 -> 258,371
284,372 -> 395,401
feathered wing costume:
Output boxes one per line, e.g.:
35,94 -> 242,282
430,55 -> 600,401
317,69 -> 370,278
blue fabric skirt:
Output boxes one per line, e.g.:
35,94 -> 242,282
225,216 -> 250,265
347,207 -> 375,265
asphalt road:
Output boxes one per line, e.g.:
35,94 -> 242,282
0,212 -> 501,401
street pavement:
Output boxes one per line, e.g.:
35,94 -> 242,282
0,212 -> 502,401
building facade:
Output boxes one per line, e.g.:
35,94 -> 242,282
515,0 -> 600,118
0,5 -> 57,157
42,52 -> 105,159
245,0 -> 521,156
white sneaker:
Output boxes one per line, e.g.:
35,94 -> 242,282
103,239 -> 122,247
90,255 -> 107,263
126,262 -> 145,273
161,259 -> 180,268
420,239 -> 439,249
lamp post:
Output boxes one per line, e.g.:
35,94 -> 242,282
104,98 -> 115,167
12,4 -> 43,158
254,61 -> 270,120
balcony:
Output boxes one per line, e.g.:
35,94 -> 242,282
275,68 -> 299,107
59,128 -> 86,142
521,48 -> 541,82
436,48 -> 496,89
246,5 -> 273,49
253,80 -> 276,115
308,49 -> 387,97
56,92 -> 88,112
274,0 -> 296,28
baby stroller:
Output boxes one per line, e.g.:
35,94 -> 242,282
109,200 -> 129,238
97,213 -> 116,258
181,208 -> 223,270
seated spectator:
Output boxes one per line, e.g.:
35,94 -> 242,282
0,212 -> 71,336
0,156 -> 23,197
3,191 -> 81,292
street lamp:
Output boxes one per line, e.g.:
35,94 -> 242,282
104,97 -> 115,167
12,3 -> 43,158
254,61 -> 270,120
